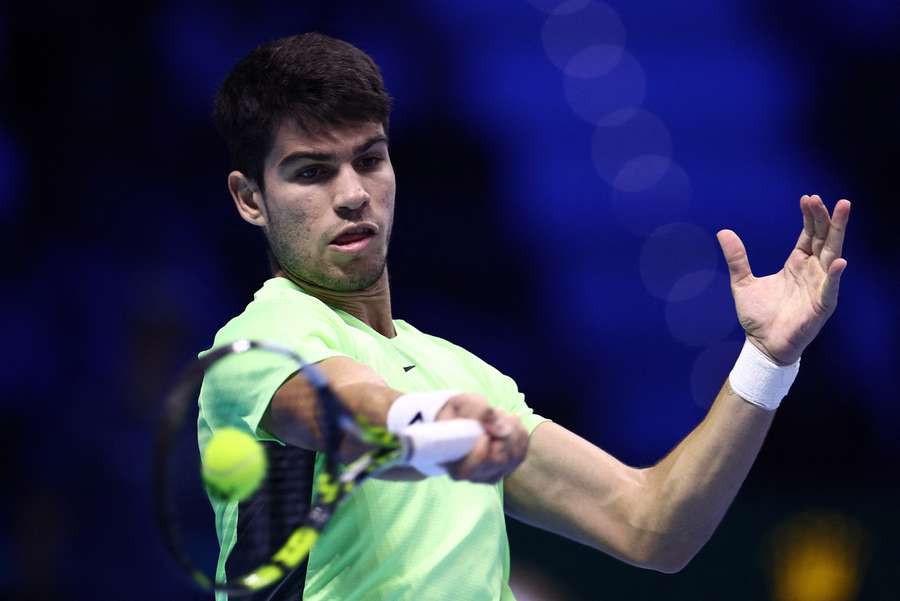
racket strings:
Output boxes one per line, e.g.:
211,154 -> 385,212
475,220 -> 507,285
157,341 -> 401,597
228,444 -> 316,579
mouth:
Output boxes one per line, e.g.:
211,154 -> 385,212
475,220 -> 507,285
328,223 -> 378,253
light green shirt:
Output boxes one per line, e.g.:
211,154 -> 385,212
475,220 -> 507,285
198,277 -> 547,600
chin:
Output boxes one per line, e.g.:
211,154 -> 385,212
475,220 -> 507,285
325,262 -> 386,292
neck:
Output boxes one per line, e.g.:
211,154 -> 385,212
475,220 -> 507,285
276,267 -> 396,338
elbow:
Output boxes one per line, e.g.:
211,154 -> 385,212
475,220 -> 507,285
643,552 -> 693,574
622,478 -> 703,574
627,532 -> 700,574
639,539 -> 700,574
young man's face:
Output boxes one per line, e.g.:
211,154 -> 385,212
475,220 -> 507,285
255,120 -> 395,292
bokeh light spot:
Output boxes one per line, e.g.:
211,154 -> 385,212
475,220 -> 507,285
611,158 -> 692,236
591,110 -> 673,184
768,512 -> 869,601
541,1 -> 625,73
564,50 -> 646,125
689,338 -> 744,409
565,44 -> 624,78
665,271 -> 736,347
639,222 -> 718,300
613,154 -> 671,193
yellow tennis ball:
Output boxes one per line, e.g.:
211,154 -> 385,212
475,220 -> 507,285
202,428 -> 267,502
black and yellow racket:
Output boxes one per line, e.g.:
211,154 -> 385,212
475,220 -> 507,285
154,339 -> 482,599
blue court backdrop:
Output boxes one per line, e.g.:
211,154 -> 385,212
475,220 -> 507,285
2,1 -> 898,599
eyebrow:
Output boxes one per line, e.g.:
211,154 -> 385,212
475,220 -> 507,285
277,134 -> 389,168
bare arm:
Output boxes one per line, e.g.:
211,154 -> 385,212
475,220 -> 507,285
505,194 -> 850,572
261,356 -> 399,451
260,356 -> 424,480
636,378 -> 774,569
260,355 -> 531,482
504,378 -> 773,572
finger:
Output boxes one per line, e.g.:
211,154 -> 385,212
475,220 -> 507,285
438,392 -> 490,421
488,436 -> 509,459
810,194 -> 831,258
794,195 -> 815,255
448,401 -> 491,422
490,425 -> 528,475
819,258 -> 847,314
473,428 -> 531,484
448,435 -> 490,480
820,199 -> 851,271
716,229 -> 754,287
484,414 -> 513,438
470,439 -> 512,483
479,407 -> 507,434
512,426 -> 530,464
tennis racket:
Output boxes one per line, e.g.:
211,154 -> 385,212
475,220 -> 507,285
154,339 -> 483,599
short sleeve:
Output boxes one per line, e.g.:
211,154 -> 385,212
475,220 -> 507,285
467,354 -> 549,436
489,371 -> 549,435
198,288 -> 354,442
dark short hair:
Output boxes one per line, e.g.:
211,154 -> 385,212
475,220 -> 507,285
213,32 -> 392,189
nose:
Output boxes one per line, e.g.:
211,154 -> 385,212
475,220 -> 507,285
332,165 -> 370,214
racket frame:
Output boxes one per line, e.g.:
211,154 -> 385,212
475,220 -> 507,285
154,339 -> 405,597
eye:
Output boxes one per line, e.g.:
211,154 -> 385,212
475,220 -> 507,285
357,155 -> 383,170
295,165 -> 328,181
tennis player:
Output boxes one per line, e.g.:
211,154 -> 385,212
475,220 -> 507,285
200,32 -> 851,600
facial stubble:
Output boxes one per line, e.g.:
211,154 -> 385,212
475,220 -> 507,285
263,199 -> 391,292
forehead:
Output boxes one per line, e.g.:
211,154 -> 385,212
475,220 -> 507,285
267,120 -> 386,164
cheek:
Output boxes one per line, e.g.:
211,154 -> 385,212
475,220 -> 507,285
385,167 -> 397,199
265,195 -> 320,246
375,175 -> 397,212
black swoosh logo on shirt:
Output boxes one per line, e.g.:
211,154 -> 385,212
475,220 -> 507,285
403,365 -> 416,372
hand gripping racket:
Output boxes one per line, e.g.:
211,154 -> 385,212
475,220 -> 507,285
154,339 -> 483,599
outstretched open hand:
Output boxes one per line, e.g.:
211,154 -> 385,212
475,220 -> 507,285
716,194 -> 851,366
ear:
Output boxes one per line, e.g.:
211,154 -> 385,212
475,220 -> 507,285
227,171 -> 267,227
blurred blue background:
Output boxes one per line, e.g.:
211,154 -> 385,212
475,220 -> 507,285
2,0 -> 898,599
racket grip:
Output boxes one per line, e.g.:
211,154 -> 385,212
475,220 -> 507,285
400,419 -> 484,476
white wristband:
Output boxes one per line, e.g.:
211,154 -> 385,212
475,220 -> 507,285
728,338 -> 800,411
386,390 -> 460,433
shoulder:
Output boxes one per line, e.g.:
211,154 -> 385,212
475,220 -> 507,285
206,278 -> 351,353
248,277 -> 344,316
233,278 -> 343,324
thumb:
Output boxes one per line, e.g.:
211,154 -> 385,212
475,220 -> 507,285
717,229 -> 754,286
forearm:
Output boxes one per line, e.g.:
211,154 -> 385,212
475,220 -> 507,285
503,377 -> 777,572
636,377 -> 775,570
260,358 -> 523,482
262,377 -> 401,451
262,376 -> 431,481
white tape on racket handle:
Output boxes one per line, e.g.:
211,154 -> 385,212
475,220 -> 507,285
400,419 -> 484,476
